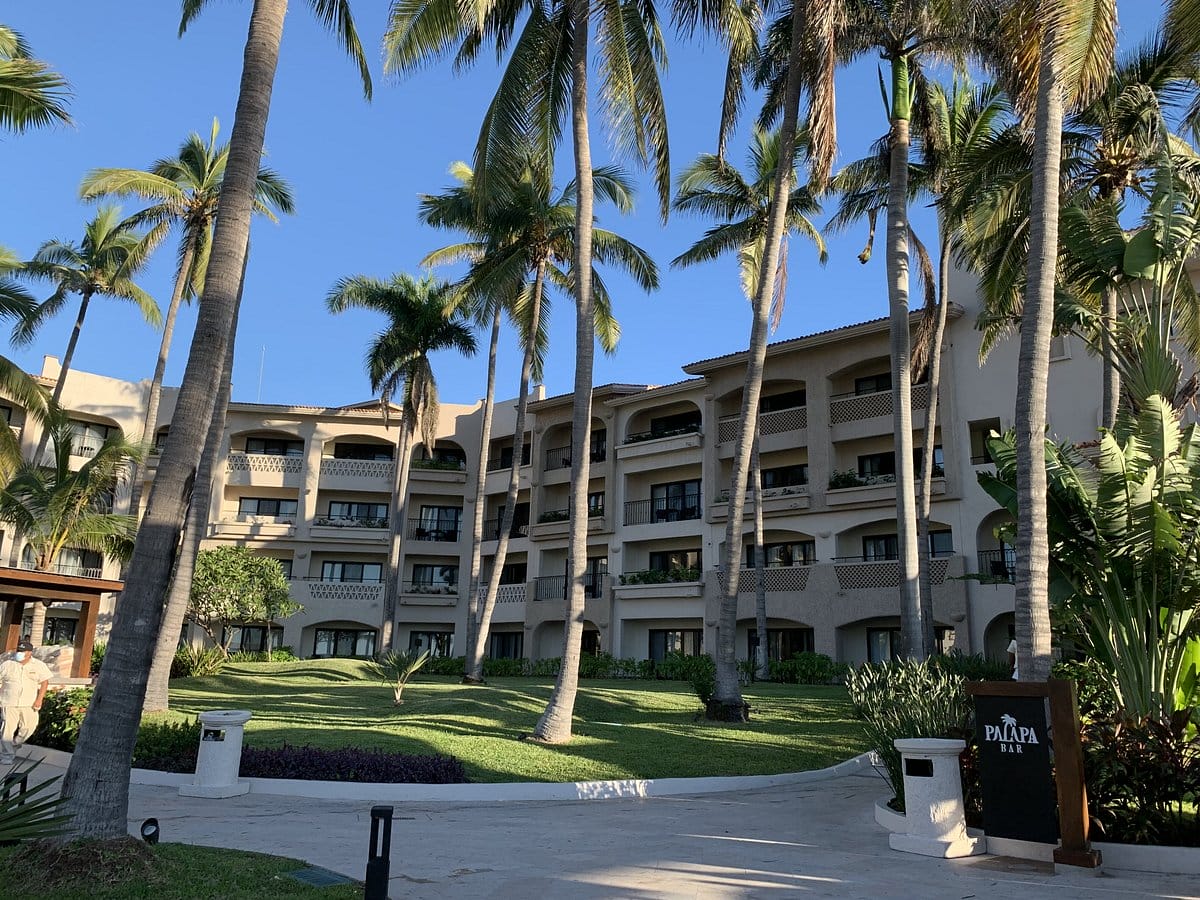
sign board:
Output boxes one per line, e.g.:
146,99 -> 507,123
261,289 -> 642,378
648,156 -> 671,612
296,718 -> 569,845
972,693 -> 1058,843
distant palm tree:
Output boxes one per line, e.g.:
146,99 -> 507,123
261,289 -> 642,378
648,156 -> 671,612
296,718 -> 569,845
328,273 -> 477,650
16,206 -> 164,458
0,247 -> 48,424
0,410 -> 141,645
0,24 -> 69,133
80,120 -> 295,515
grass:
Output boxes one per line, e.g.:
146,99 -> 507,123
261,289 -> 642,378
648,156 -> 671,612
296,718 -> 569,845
0,840 -> 359,899
161,659 -> 867,783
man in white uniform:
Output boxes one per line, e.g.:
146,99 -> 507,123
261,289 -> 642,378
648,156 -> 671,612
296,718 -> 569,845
0,639 -> 52,765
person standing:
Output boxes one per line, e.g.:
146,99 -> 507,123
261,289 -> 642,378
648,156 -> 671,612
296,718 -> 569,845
0,639 -> 52,765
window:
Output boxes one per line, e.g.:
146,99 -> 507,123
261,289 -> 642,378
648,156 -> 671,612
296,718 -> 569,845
1049,334 -> 1070,361
761,464 -> 808,489
427,445 -> 467,467
496,562 -> 527,585
747,541 -> 815,567
649,410 -> 701,437
69,420 -> 112,456
497,442 -> 532,468
43,617 -> 77,647
313,628 -> 376,658
863,534 -> 899,562
409,630 -> 453,657
329,501 -> 389,522
590,429 -> 607,462
238,497 -> 298,518
854,373 -> 891,395
321,561 -> 383,583
649,629 -> 702,661
245,436 -> 304,456
929,530 -> 954,557
858,452 -> 896,479
223,625 -> 283,653
868,626 -> 953,662
411,564 -> 458,587
585,557 -> 608,597
333,442 -> 393,461
760,389 -> 806,412
581,629 -> 601,656
50,548 -> 102,577
650,479 -> 701,520
915,445 -> 944,475
968,418 -> 1002,465
153,429 -> 170,452
587,491 -> 605,517
488,632 -> 523,659
747,627 -> 814,661
648,549 -> 701,572
418,505 -> 462,538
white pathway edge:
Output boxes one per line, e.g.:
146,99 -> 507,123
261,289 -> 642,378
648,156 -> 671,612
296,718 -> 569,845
22,744 -> 874,802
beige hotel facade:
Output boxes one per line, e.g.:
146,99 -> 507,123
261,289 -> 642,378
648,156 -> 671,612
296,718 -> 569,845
3,267 -> 1104,667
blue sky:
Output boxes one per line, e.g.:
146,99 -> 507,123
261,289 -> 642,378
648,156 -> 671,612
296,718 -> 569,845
1,2 -> 1164,410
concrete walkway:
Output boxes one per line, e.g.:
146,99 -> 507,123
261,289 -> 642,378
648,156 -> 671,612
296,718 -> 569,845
94,768 -> 1194,899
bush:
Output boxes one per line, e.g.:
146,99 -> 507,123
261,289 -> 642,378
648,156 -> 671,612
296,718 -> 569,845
768,652 -> 845,685
482,657 -> 527,677
654,652 -> 716,703
931,650 -> 1013,683
89,643 -> 106,677
30,688 -> 92,751
131,719 -> 202,773
239,745 -> 467,783
845,658 -> 974,813
171,645 -> 227,679
228,647 -> 299,663
422,655 -> 468,676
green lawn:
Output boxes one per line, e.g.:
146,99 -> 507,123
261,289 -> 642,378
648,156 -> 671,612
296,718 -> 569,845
162,660 -> 867,783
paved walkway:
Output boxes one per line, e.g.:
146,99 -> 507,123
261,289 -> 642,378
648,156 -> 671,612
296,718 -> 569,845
91,769 -> 1194,899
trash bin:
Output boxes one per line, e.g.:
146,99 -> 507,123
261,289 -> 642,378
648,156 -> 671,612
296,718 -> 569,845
178,709 -> 253,799
888,737 -> 983,858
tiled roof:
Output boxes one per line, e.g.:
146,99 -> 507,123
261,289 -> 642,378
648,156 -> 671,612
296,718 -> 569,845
528,382 -> 649,410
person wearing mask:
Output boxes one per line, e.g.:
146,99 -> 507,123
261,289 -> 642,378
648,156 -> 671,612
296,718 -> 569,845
0,639 -> 52,766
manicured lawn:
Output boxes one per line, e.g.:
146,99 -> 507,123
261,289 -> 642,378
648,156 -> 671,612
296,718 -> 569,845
0,842 -> 359,899
162,660 -> 867,783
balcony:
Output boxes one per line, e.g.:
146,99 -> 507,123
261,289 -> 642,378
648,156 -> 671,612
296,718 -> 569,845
495,583 -> 527,604
400,581 -> 459,606
211,514 -> 296,538
717,405 -> 807,447
612,568 -> 703,599
529,506 -> 605,540
301,579 -> 385,604
482,518 -> 529,542
825,472 -> 946,507
226,452 -> 304,488
718,564 -> 814,594
310,515 -> 390,542
543,444 -> 607,480
976,548 -> 1016,583
410,457 -> 468,484
615,423 -> 702,464
319,457 -> 395,491
404,518 -> 461,543
831,552 -> 953,590
19,561 -> 104,580
710,485 -> 810,520
623,497 -> 702,526
828,383 -> 930,439
533,574 -> 606,601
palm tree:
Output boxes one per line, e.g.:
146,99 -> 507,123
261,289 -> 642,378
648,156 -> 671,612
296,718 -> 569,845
79,120 -> 296,516
386,0 -> 671,743
328,274 -> 477,651
0,248 -> 49,424
0,411 -> 141,646
16,206 -> 164,459
420,160 -> 654,685
61,0 -> 371,840
672,125 -> 827,681
0,24 -> 69,133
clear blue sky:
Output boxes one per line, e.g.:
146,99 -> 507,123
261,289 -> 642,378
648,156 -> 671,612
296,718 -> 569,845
1,2 -> 1164,410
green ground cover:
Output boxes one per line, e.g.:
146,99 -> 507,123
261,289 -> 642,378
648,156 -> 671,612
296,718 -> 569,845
163,660 -> 867,783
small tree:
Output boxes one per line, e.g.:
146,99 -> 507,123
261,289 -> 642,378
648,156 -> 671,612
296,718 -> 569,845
368,649 -> 432,705
187,546 -> 298,656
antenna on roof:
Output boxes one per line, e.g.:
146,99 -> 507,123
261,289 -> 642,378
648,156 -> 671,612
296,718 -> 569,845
257,345 -> 266,403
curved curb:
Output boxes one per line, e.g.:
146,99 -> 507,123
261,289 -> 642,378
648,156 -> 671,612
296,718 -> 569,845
23,744 -> 875,803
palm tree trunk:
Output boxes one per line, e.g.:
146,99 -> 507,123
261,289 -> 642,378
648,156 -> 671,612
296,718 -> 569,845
384,420 -> 416,653
886,60 -> 922,661
713,0 -> 805,716
469,262 -> 545,681
34,290 -> 92,461
1013,30 -> 1064,683
461,304 -> 502,683
751,431 -> 767,681
26,601 -> 46,646
916,233 -> 951,658
128,235 -> 198,520
533,0 -> 593,744
1101,283 -> 1119,428
143,246 -> 246,712
60,0 -> 287,839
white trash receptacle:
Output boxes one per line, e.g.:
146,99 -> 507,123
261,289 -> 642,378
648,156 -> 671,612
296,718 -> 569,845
178,709 -> 253,799
888,737 -> 984,858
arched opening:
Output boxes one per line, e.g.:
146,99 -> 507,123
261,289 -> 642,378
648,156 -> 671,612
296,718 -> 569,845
303,620 -> 378,658
232,428 -> 304,457
623,399 -> 702,444
322,434 -> 394,461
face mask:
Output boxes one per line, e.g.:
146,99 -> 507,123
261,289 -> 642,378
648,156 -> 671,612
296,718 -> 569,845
15,652 -> 29,662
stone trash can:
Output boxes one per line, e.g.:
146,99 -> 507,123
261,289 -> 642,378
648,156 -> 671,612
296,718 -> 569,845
888,737 -> 984,858
178,710 -> 253,799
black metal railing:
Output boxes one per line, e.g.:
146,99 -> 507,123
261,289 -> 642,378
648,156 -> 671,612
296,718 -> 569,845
482,518 -> 529,540
405,518 -> 461,541
623,496 -> 702,526
545,445 -> 571,471
977,548 -> 1016,582
533,573 -> 606,600
537,506 -> 604,524
622,421 -> 701,445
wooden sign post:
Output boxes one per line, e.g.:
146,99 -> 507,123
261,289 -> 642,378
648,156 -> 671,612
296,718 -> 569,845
965,678 -> 1101,869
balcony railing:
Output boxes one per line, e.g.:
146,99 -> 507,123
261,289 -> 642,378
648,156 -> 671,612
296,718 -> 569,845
544,444 -> 607,471
623,422 -> 701,445
533,573 -> 606,600
977,548 -> 1016,583
405,518 -> 461,541
827,466 -> 943,490
829,383 -> 930,425
482,518 -> 529,540
486,449 -> 530,472
313,515 -> 389,529
320,457 -> 395,480
305,580 -> 384,602
402,581 -> 459,595
718,564 -> 813,593
19,561 -> 104,580
623,497 -> 702,526
717,405 -> 807,443
495,583 -> 527,603
227,452 -> 303,475
537,506 -> 604,524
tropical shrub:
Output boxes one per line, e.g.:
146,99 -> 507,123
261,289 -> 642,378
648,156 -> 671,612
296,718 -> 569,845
654,652 -> 717,703
29,688 -> 92,751
367,649 -> 432,705
931,650 -> 1012,683
171,645 -> 226,679
481,658 -> 526,677
238,745 -> 467,783
228,647 -> 299,663
131,719 -> 202,772
619,567 -> 701,585
768,652 -> 845,685
89,642 -> 105,676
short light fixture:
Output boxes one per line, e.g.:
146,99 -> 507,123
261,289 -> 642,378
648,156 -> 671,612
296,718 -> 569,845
140,818 -> 160,845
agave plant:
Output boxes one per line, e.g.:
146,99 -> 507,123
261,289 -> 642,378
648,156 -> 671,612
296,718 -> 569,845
368,649 -> 432,706
0,760 -> 68,844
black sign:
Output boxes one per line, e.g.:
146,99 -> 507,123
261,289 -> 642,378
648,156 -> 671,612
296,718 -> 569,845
973,693 -> 1058,843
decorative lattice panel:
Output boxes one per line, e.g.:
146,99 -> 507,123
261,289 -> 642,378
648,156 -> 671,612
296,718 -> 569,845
834,557 -> 949,590
760,406 -> 807,435
319,458 -> 394,479
227,452 -> 303,474
307,582 -> 384,602
717,416 -> 739,443
717,565 -> 811,593
829,384 -> 930,425
495,584 -> 527,604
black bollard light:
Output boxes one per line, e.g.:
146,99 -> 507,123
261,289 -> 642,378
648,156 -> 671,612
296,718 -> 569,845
364,805 -> 394,900
140,818 -> 160,845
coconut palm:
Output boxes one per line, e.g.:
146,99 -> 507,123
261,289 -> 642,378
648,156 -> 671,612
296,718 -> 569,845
0,24 -> 69,133
79,120 -> 295,516
386,0 -> 671,742
0,410 -> 141,646
61,0 -> 371,840
672,125 -> 827,680
420,159 -> 655,684
16,206 -> 164,460
0,248 -> 49,425
327,273 -> 477,651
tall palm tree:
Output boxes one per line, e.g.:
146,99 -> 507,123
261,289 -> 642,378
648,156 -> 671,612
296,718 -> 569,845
0,411 -> 141,646
420,160 -> 654,685
61,0 -> 371,840
0,24 -> 69,133
386,0 -> 671,743
79,120 -> 296,516
16,205 -> 164,460
0,248 -> 48,423
672,125 -> 827,682
328,274 -> 477,651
